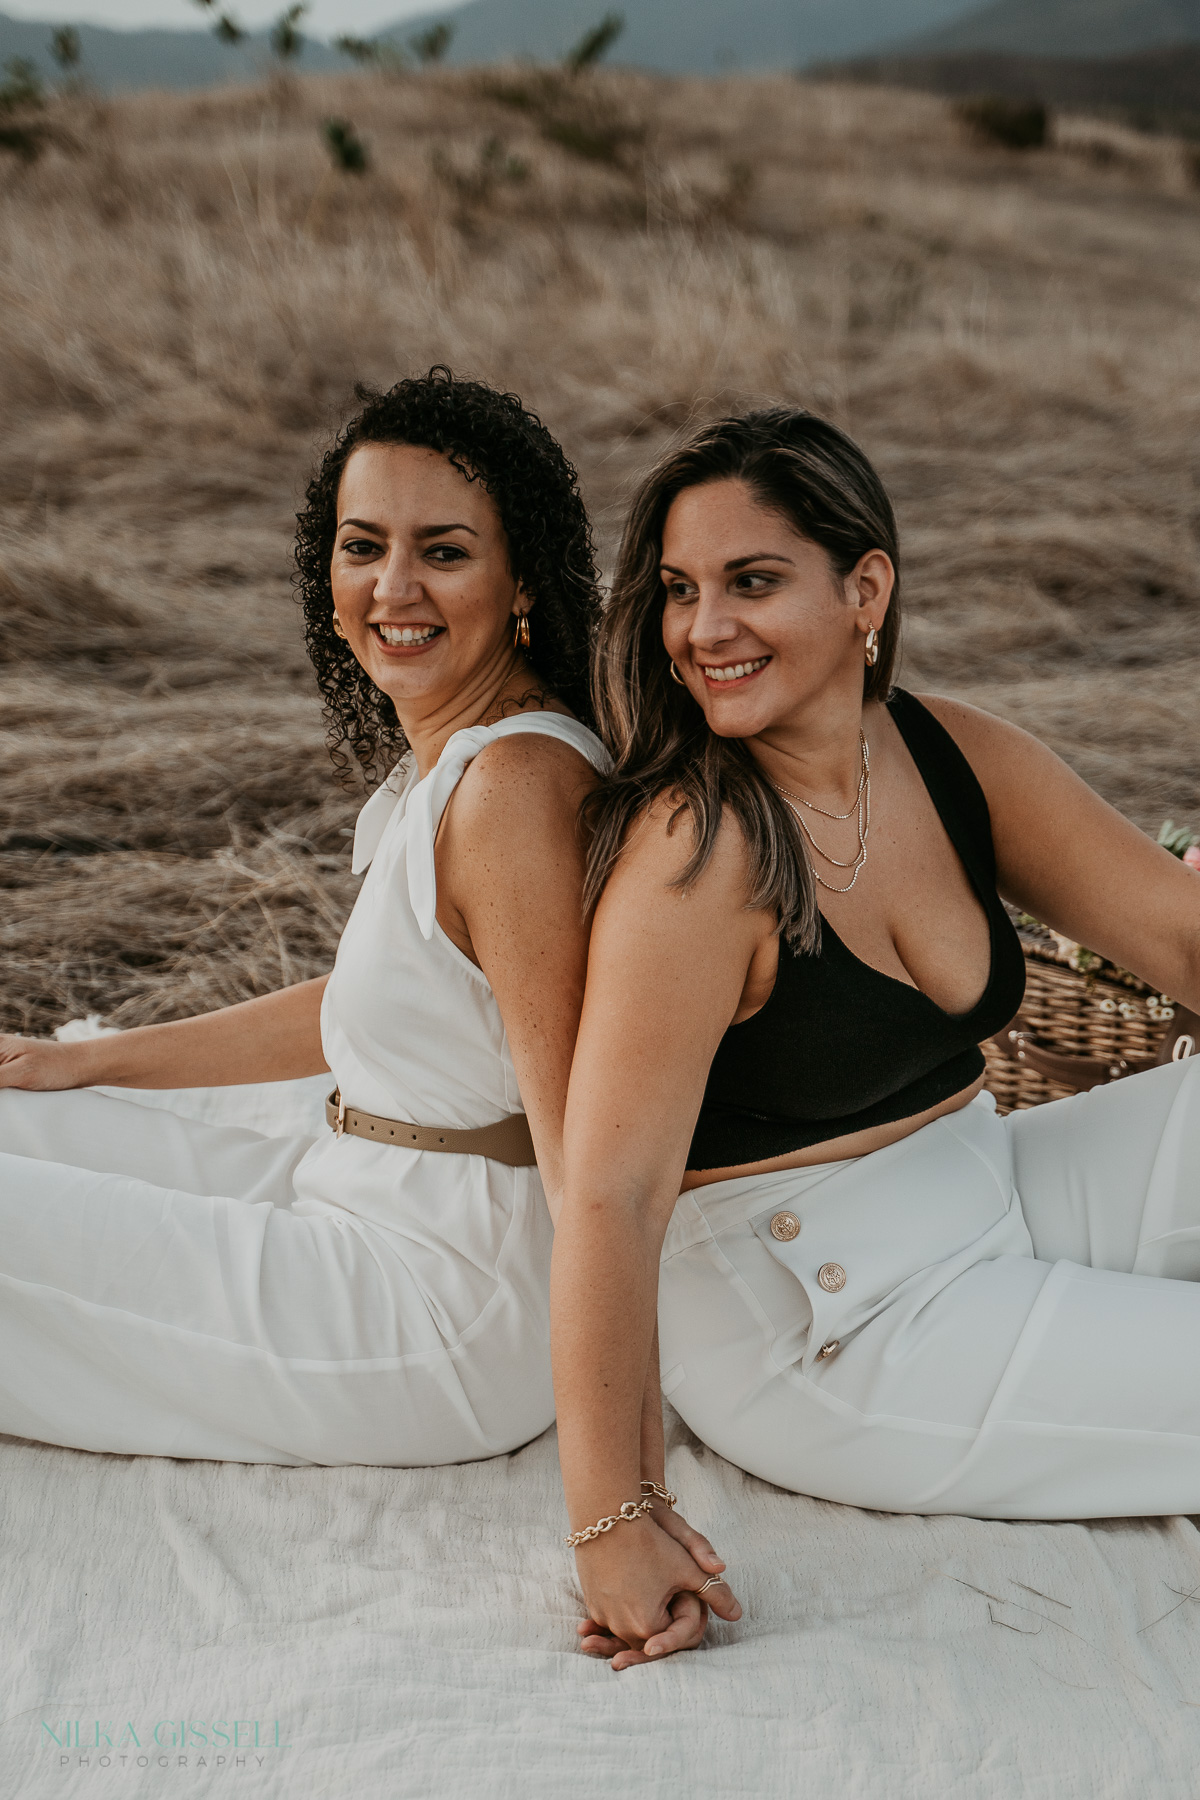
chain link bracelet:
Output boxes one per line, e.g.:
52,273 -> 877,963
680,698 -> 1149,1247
640,1480 -> 677,1509
564,1496 -> 654,1549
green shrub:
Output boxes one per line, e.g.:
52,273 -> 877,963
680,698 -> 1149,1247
541,112 -> 641,163
50,27 -> 81,74
191,0 -> 245,47
269,4 -> 307,63
323,118 -> 368,174
336,35 -> 406,72
336,21 -> 453,74
481,16 -> 643,173
1,55 -> 43,111
0,55 -> 48,161
565,13 -> 624,74
955,95 -> 1048,151
431,135 -> 529,208
410,22 -> 454,65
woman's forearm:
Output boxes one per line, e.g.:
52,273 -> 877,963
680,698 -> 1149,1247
550,1195 -> 669,1528
640,1324 -> 666,1489
65,977 -> 331,1089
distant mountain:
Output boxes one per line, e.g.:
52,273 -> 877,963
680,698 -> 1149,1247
391,0 -> 986,73
11,0 -> 1191,93
0,1 -> 989,92
894,0 -> 1200,57
0,10 -> 347,90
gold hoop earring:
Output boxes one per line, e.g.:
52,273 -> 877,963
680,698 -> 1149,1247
669,660 -> 685,685
514,611 -> 531,650
332,612 -> 347,641
864,627 -> 879,668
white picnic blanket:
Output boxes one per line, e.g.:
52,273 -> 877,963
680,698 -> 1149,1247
4,1068 -> 1200,1797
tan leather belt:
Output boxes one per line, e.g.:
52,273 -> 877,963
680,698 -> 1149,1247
326,1089 -> 536,1166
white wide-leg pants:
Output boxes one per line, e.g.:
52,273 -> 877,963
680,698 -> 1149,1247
0,1087 -> 555,1466
658,1058 -> 1200,1519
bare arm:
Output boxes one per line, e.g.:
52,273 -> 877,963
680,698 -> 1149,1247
449,741 -> 671,1499
443,753 -> 734,1664
920,696 -> 1200,1008
552,801 -> 759,1662
0,977 -> 331,1091
640,1323 -> 667,1489
434,732 -> 598,1214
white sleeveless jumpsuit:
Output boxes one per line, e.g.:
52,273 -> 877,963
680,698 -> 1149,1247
0,713 -> 608,1466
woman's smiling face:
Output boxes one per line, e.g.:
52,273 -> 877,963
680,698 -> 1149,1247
330,442 -> 526,722
659,478 -> 891,738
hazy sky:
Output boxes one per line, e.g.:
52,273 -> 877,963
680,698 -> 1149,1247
1,0 -> 460,36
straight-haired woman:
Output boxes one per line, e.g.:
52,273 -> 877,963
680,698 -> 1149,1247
553,406 -> 1200,1669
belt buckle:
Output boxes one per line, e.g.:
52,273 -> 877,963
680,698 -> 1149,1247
335,1093 -> 346,1139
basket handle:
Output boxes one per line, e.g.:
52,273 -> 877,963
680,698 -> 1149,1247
1156,1006 -> 1200,1068
988,1005 -> 1199,1094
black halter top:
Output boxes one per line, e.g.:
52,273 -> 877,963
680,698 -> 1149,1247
686,688 -> 1027,1170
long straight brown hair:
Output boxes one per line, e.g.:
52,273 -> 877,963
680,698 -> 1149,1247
583,407 -> 902,952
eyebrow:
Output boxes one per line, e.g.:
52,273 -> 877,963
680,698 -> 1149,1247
660,552 -> 795,574
337,518 -> 479,537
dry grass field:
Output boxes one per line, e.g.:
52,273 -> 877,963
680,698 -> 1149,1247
2,65 -> 1199,1034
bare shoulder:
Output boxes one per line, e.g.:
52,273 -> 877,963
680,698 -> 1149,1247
908,695 -> 1193,973
912,692 -> 1040,760
911,690 -> 1136,852
909,691 -> 1069,791
452,724 -> 601,840
610,787 -> 758,911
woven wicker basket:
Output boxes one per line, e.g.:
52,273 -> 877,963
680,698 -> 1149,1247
983,916 -> 1199,1113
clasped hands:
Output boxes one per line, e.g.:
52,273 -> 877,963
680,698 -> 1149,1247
575,1504 -> 742,1671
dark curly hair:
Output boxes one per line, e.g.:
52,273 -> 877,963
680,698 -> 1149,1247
294,366 -> 601,783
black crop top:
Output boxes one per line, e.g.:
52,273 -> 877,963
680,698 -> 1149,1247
686,688 -> 1026,1170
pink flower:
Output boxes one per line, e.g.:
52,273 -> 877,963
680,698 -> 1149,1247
1184,845 -> 1200,871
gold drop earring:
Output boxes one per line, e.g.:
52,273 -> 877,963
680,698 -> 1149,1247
332,611 -> 347,641
514,611 -> 532,649
864,626 -> 879,667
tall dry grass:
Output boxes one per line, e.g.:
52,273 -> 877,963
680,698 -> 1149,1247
2,66 -> 1199,1032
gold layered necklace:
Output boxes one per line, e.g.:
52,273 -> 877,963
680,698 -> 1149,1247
773,729 -> 871,894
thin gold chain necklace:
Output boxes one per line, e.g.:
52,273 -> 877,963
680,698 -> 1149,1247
773,731 -> 872,894
774,731 -> 868,821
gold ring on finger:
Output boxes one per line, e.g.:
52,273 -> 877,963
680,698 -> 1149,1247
696,1576 -> 728,1596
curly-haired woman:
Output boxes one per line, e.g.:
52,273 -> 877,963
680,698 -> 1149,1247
551,406 -> 1200,1668
0,369 -> 731,1538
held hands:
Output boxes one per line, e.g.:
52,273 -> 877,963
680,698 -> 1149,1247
575,1506 -> 742,1672
0,1034 -> 90,1091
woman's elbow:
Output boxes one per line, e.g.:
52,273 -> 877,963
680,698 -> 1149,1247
555,1174 -> 680,1248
